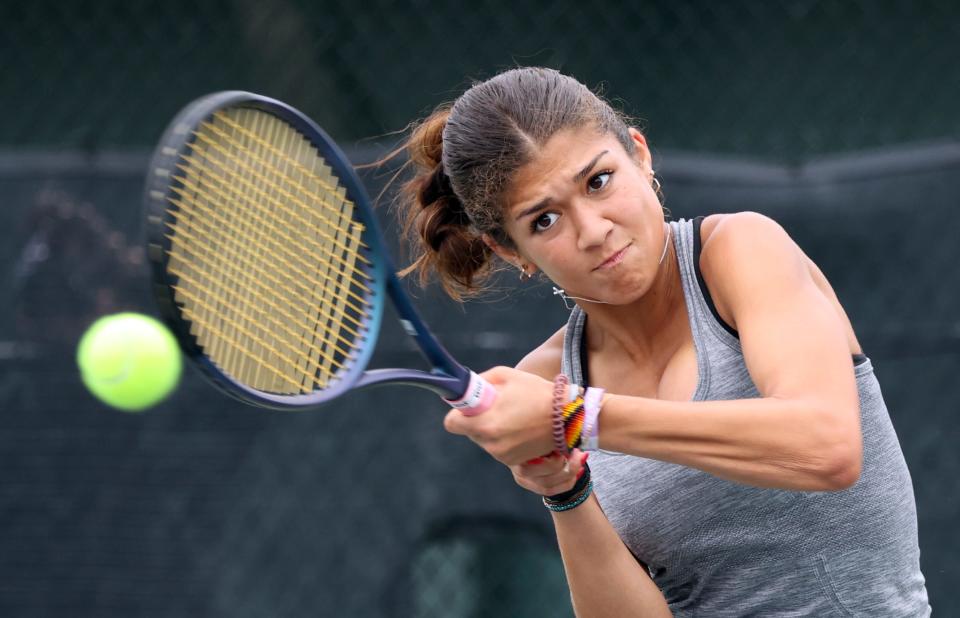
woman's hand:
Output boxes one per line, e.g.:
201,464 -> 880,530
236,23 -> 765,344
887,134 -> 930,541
512,450 -> 589,497
443,365 -> 558,465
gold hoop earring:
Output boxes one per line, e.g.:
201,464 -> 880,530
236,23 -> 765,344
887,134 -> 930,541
652,175 -> 667,216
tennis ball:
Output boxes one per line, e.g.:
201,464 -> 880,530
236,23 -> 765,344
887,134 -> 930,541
77,313 -> 182,412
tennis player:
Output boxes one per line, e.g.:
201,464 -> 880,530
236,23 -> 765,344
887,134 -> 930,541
397,67 -> 931,616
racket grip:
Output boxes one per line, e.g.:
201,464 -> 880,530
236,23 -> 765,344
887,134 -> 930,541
444,371 -> 497,416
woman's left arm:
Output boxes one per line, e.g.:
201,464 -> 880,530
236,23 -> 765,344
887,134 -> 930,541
604,212 -> 862,491
447,213 -> 863,491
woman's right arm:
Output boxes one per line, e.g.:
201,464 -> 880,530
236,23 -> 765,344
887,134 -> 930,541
512,338 -> 671,617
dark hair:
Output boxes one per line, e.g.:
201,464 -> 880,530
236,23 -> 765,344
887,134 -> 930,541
397,67 -> 635,300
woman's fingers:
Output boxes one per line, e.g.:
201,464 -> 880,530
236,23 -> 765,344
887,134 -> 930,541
443,366 -> 557,464
513,450 -> 589,495
518,452 -> 566,476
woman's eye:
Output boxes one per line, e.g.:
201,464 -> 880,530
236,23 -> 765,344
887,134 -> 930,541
532,212 -> 560,232
587,171 -> 612,193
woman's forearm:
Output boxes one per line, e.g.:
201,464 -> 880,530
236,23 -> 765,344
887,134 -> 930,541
553,496 -> 671,617
600,394 -> 862,491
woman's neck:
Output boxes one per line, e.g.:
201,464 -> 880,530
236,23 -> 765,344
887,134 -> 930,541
580,237 -> 687,362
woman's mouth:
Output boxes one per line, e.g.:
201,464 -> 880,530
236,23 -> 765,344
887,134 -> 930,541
594,243 -> 631,270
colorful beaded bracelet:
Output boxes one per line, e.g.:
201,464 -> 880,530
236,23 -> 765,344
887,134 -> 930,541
561,388 -> 586,452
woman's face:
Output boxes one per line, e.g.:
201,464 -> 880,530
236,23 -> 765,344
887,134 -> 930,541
494,126 -> 666,304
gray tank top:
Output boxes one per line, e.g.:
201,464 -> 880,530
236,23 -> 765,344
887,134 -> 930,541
561,218 -> 930,616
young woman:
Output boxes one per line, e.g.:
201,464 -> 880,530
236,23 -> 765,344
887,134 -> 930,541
397,67 -> 930,616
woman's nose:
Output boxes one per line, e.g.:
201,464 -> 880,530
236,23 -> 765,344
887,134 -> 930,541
575,206 -> 614,251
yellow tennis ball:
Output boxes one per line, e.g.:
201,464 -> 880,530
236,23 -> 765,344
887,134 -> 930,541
77,313 -> 182,412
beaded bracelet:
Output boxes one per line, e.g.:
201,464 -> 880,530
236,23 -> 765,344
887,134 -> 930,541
581,387 -> 605,451
553,374 -> 589,452
561,388 -> 586,452
543,464 -> 593,512
543,482 -> 593,512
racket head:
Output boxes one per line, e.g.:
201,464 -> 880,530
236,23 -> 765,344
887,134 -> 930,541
144,91 -> 388,409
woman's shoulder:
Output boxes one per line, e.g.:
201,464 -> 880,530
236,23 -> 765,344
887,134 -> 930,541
698,212 -> 807,327
515,326 -> 566,380
698,211 -> 789,249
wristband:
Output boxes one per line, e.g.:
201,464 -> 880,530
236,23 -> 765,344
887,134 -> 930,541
581,387 -> 605,451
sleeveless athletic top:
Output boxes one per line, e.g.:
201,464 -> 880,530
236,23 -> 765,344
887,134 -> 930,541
560,218 -> 930,616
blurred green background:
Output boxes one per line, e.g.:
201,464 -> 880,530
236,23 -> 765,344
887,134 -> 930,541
1,1 -> 958,616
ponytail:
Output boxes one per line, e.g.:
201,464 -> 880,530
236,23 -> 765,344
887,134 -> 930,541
397,108 -> 496,301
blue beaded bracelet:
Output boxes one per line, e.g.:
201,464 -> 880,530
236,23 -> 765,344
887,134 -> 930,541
542,481 -> 593,512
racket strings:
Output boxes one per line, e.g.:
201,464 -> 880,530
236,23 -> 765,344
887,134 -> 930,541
166,179 -> 370,312
163,226 -> 357,358
164,169 -> 366,377
209,111 -> 372,263
184,113 -> 356,392
183,133 -> 372,279
171,281 -> 341,387
163,217 -> 363,339
165,107 -> 374,394
191,114 -> 372,294
163,219 -> 363,348
206,108 -> 360,391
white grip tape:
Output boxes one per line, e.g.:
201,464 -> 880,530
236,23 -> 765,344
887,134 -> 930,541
444,371 -> 496,416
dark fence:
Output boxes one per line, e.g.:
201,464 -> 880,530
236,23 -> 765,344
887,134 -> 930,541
4,1 -> 959,157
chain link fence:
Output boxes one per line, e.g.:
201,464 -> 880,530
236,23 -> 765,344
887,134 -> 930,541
3,0 -> 959,156
2,1 -> 959,616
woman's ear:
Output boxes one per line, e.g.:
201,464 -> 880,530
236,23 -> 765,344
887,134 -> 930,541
482,233 -> 538,275
628,127 -> 653,175
482,233 -> 519,265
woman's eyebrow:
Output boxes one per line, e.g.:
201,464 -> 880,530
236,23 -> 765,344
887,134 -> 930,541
513,150 -> 611,222
573,150 -> 609,183
514,197 -> 551,222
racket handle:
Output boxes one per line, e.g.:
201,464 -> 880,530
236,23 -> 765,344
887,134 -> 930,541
444,371 -> 497,416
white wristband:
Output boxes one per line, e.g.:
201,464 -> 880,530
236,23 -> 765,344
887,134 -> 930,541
582,387 -> 605,451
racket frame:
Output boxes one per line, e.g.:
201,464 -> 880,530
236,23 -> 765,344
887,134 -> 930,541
145,91 -> 473,409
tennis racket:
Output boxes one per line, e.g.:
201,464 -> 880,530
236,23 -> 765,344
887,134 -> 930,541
143,91 -> 495,413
